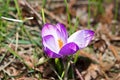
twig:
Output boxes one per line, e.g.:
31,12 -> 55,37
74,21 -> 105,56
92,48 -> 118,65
0,54 -> 6,63
3,69 -> 15,80
21,0 -> 42,25
1,16 -> 33,22
43,8 -> 69,27
70,61 -> 84,80
75,68 -> 84,80
108,44 -> 120,62
1,16 -> 23,22
0,56 -> 15,71
101,69 -> 110,80
15,31 -> 18,52
19,0 -> 69,27
49,64 -> 62,80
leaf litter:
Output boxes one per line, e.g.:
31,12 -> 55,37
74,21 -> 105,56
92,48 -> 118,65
0,0 -> 120,80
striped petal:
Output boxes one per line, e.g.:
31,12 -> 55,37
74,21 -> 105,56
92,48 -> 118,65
42,35 -> 59,53
44,47 -> 62,58
41,23 -> 57,38
68,30 -> 94,49
42,23 -> 68,50
56,23 -> 68,43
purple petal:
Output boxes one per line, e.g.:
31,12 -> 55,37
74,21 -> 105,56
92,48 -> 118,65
42,35 -> 59,53
44,47 -> 62,58
56,23 -> 68,43
42,23 -> 68,49
59,42 -> 79,56
68,30 -> 94,49
41,23 -> 57,38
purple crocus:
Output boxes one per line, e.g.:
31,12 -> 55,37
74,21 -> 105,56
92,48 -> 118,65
42,23 -> 94,58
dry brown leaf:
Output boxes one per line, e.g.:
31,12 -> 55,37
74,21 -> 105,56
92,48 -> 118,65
6,67 -> 19,76
16,77 -> 38,80
108,45 -> 120,62
82,64 -> 100,80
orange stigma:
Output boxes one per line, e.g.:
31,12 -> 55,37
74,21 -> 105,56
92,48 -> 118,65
58,39 -> 63,49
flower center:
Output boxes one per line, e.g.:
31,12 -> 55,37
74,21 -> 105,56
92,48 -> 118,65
58,39 -> 63,49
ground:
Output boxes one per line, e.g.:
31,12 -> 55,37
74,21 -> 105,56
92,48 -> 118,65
0,0 -> 120,80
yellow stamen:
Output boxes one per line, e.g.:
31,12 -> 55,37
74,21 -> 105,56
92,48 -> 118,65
58,39 -> 63,49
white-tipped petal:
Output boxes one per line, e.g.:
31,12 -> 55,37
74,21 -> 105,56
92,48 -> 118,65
68,30 -> 94,49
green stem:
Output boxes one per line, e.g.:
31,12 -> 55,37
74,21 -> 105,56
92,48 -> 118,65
64,61 -> 70,80
64,0 -> 71,28
42,8 -> 46,24
114,0 -> 118,20
62,57 -> 71,80
88,0 -> 91,28
14,0 -> 22,19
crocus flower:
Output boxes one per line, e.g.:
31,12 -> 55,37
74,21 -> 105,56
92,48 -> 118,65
42,23 -> 94,58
